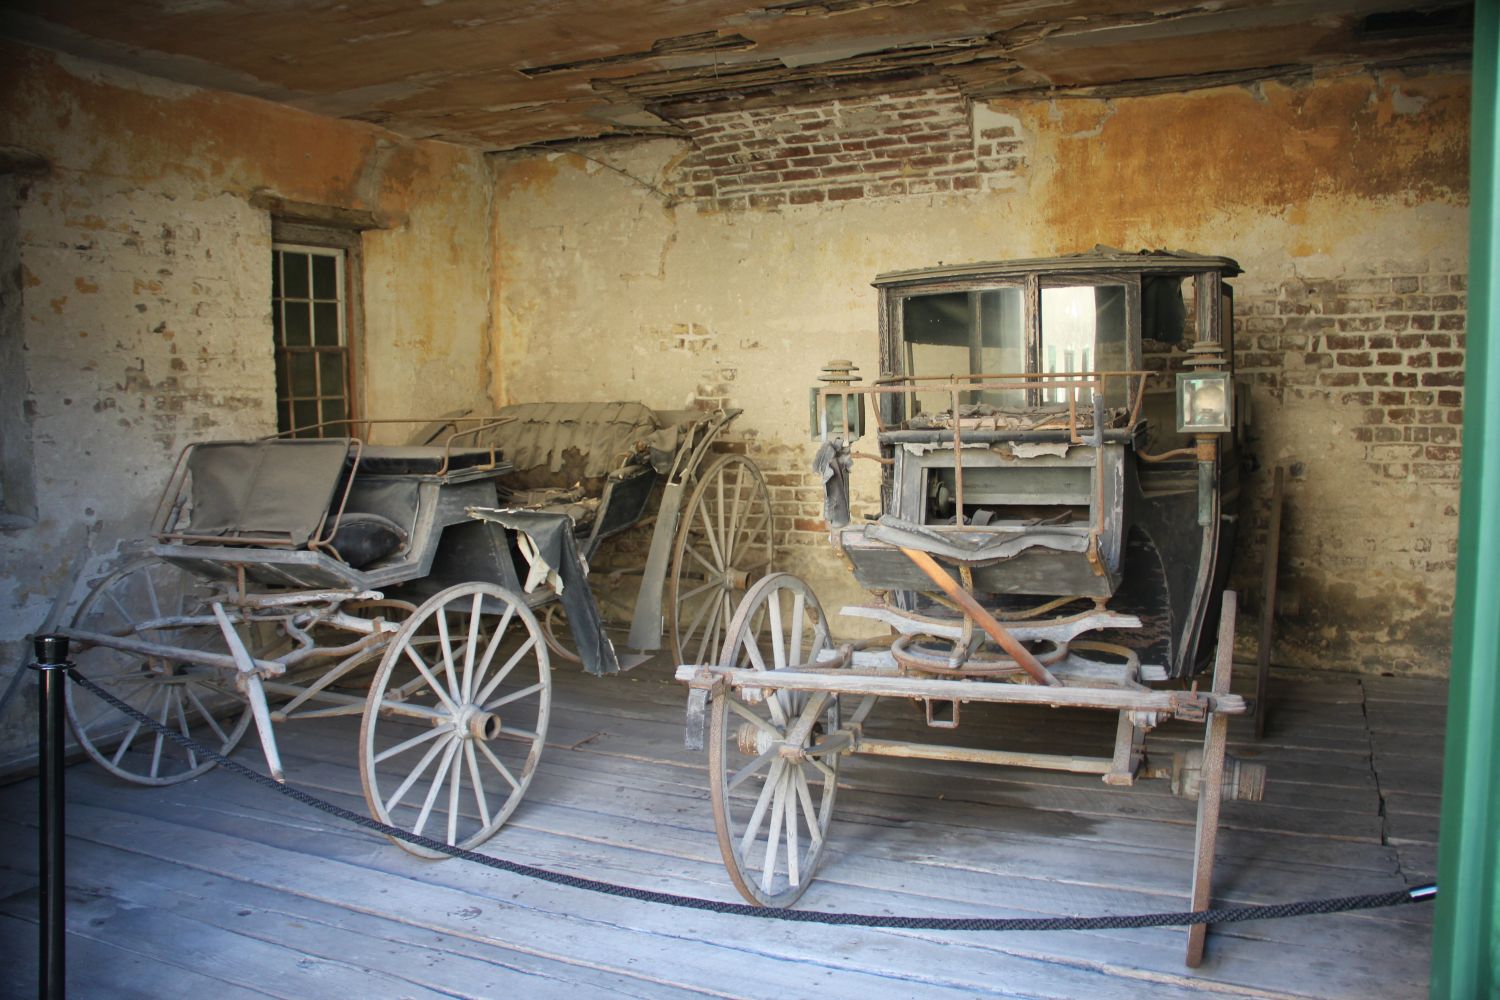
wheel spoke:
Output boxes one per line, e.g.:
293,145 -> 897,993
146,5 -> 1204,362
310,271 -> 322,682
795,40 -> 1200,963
697,500 -> 727,569
465,741 -> 492,828
374,722 -> 448,764
447,744 -> 463,845
471,603 -> 516,699
784,768 -> 801,887
497,725 -> 538,741
727,745 -> 777,792
724,469 -> 746,566
738,756 -> 784,859
436,605 -> 461,702
383,730 -> 454,813
760,768 -> 788,893
477,736 -> 521,790
183,685 -> 232,746
684,542 -> 719,577
793,766 -> 824,847
729,695 -> 782,738
171,690 -> 199,770
412,739 -> 460,837
789,590 -> 806,668
402,643 -> 461,715
461,592 -> 483,703
473,636 -> 537,707
692,593 -> 726,666
767,590 -> 786,670
484,680 -> 545,712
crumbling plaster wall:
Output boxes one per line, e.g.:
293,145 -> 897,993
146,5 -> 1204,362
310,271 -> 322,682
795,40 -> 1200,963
0,43 -> 494,769
491,67 -> 1469,678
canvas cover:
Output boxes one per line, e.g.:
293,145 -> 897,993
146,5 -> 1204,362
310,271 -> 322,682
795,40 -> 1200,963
184,439 -> 351,546
479,402 -> 669,492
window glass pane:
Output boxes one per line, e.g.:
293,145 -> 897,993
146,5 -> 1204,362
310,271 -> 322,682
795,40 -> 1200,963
901,287 -> 1024,412
282,252 -> 310,299
272,254 -> 281,299
311,253 -> 337,300
274,353 -> 289,400
283,302 -> 311,346
292,400 -> 318,436
321,397 -> 347,427
290,352 -> 317,396
272,302 -> 284,345
1041,285 -> 1128,406
318,354 -> 345,396
313,302 -> 340,346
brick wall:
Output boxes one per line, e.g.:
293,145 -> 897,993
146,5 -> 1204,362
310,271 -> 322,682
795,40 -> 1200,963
1235,265 -> 1467,485
666,89 -> 1024,211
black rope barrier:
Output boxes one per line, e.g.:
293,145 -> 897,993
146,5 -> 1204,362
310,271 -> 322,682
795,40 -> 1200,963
65,666 -> 1435,933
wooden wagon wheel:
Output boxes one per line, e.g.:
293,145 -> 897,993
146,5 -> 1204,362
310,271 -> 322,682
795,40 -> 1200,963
667,453 -> 774,668
708,573 -> 840,907
64,557 -> 260,786
1186,589 -> 1237,967
360,582 -> 551,858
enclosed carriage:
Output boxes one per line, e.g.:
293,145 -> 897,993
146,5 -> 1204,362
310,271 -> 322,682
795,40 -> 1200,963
677,248 -> 1265,965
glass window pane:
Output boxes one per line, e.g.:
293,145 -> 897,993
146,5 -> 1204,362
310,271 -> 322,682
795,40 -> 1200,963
1041,285 -> 1128,406
272,303 -> 283,345
321,397 -> 347,427
292,400 -> 318,436
274,353 -> 289,400
281,252 -> 310,299
283,302 -> 311,346
318,353 -> 345,396
313,302 -> 340,346
311,254 -> 337,300
901,287 -> 1024,412
271,254 -> 281,299
290,352 -> 317,396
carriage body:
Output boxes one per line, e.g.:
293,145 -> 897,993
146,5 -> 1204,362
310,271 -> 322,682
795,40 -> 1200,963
679,250 -> 1265,965
61,403 -> 773,857
831,247 -> 1247,679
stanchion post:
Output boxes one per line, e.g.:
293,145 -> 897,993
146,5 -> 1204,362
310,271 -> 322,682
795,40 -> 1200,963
31,634 -> 68,1000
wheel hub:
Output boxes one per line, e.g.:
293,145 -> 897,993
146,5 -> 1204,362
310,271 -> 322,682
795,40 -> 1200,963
736,722 -> 776,756
454,704 -> 502,741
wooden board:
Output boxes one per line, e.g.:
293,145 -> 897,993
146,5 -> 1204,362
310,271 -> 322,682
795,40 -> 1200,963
0,657 -> 1443,999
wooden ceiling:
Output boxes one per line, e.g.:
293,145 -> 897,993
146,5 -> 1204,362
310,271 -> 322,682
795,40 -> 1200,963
0,1 -> 1473,151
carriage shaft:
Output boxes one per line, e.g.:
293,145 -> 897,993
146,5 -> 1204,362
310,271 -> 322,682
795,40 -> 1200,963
854,737 -> 1114,774
676,664 -> 1245,717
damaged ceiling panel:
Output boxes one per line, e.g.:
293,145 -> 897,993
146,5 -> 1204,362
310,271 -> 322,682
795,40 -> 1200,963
0,0 -> 1473,151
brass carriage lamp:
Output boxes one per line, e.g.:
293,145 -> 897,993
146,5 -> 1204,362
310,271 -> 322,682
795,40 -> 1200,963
809,359 -> 866,441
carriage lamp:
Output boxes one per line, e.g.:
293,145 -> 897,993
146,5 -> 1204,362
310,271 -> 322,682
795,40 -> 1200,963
1175,371 -> 1233,434
809,359 -> 865,441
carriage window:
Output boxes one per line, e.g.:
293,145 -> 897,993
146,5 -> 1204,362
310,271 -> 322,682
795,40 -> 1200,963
902,286 -> 1024,412
1040,285 -> 1128,406
273,243 -> 352,438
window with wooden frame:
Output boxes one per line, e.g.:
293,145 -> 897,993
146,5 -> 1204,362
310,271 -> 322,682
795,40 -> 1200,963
271,222 -> 362,438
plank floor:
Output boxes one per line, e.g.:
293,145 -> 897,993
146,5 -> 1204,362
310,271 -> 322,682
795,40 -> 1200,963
0,656 -> 1443,999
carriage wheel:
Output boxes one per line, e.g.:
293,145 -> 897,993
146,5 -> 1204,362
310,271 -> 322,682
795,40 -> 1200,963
667,453 -> 774,668
64,557 -> 258,786
360,582 -> 551,858
709,574 -> 840,907
1186,590 -> 1237,967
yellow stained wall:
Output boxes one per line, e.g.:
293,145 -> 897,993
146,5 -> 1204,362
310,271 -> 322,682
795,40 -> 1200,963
490,68 -> 1470,677
0,43 -> 494,767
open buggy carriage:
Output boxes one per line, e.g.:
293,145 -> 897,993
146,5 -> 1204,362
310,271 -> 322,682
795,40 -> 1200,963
61,402 -> 774,856
676,248 -> 1266,965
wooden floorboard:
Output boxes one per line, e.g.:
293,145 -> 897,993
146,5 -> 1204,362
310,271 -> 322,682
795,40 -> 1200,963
0,658 -> 1443,999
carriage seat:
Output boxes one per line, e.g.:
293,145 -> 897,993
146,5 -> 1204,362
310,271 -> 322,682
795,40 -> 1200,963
174,438 -> 414,569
